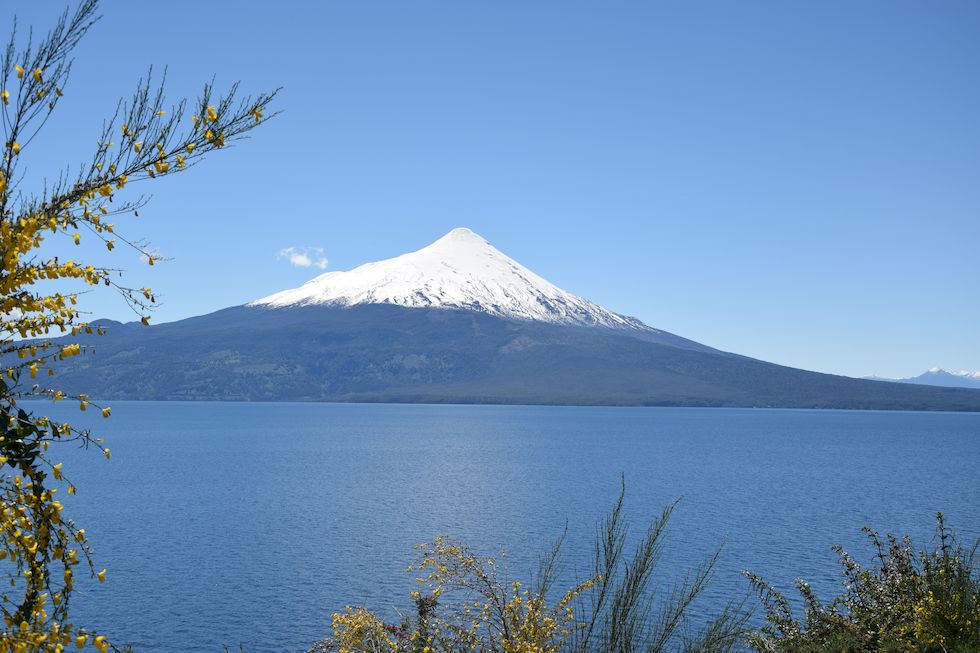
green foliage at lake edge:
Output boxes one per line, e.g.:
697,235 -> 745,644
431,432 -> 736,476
747,512 -> 980,653
308,492 -> 980,653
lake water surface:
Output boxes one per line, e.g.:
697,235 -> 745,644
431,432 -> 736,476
40,402 -> 980,652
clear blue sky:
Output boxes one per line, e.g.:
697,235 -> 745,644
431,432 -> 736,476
8,1 -> 979,378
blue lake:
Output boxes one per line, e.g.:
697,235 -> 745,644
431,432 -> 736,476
36,402 -> 980,652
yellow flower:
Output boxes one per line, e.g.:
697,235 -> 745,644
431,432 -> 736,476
250,106 -> 264,122
186,143 -> 195,153
156,110 -> 166,116
206,105 -> 218,121
1,89 -> 8,105
106,239 -> 115,251
15,65 -> 24,78
133,141 -> 143,153
73,233 -> 81,245
33,68 -> 43,82
11,142 -> 20,154
97,569 -> 106,582
101,406 -> 111,418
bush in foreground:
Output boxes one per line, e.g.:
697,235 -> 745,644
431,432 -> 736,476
746,513 -> 980,653
309,486 -> 749,653
310,503 -> 980,653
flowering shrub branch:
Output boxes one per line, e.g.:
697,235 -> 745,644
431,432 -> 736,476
0,1 -> 276,649
312,485 -> 750,653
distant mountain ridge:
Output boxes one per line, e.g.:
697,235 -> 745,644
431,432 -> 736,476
33,228 -> 980,411
864,368 -> 980,390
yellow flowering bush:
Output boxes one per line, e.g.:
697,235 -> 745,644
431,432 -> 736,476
314,487 -> 749,653
400,536 -> 596,653
325,537 -> 594,653
0,1 -> 275,649
330,607 -> 400,653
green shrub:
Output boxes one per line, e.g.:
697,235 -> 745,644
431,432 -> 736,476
745,513 -> 980,653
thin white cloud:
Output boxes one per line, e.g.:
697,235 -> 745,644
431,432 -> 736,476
278,246 -> 328,270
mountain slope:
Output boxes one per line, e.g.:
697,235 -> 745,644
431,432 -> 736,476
43,304 -> 980,410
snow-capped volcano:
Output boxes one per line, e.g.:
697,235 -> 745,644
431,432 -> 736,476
42,228 -> 980,409
251,227 -> 651,332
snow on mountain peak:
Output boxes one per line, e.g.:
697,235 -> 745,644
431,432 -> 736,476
442,226 -> 483,241
250,227 -> 651,331
925,368 -> 980,379
952,370 -> 980,380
